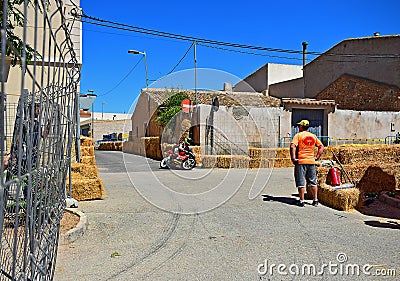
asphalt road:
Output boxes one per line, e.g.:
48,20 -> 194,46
55,151 -> 400,281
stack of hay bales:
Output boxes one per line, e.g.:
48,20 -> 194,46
315,144 -> 400,211
124,137 -> 162,160
70,136 -> 105,201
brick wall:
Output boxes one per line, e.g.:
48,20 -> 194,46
92,119 -> 132,141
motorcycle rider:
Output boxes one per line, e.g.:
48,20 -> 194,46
179,137 -> 193,154
173,137 -> 193,164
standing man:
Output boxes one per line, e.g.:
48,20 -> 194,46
290,120 -> 324,207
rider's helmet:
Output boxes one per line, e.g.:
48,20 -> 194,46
184,137 -> 193,145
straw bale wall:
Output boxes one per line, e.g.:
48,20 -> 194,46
97,141 -> 123,151
334,144 -> 400,165
123,137 -> 163,160
201,155 -> 251,169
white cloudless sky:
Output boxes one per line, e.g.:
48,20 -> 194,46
79,0 -> 400,113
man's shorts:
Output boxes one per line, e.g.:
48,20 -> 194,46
294,164 -> 317,188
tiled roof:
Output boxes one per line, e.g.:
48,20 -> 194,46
282,98 -> 336,106
144,88 -> 281,108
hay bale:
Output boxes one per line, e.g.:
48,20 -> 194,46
80,146 -> 95,157
71,177 -> 105,201
191,146 -> 202,166
307,183 -> 359,211
249,158 -> 272,169
248,148 -> 279,159
68,171 -> 87,180
272,158 -> 294,168
201,155 -> 218,168
335,145 -> 400,165
81,156 -> 96,165
71,163 -> 98,178
201,155 -> 250,168
81,136 -> 94,147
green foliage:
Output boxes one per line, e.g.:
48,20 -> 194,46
156,91 -> 191,127
0,0 -> 42,66
110,251 -> 120,258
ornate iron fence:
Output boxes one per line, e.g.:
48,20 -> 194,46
0,0 -> 80,280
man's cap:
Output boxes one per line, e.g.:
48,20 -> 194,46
297,120 -> 310,127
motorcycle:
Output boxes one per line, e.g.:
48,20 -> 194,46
160,148 -> 196,170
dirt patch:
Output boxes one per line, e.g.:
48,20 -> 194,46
60,211 -> 80,234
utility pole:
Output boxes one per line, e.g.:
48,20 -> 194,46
194,41 -> 198,144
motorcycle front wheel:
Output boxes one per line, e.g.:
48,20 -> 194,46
160,158 -> 169,169
182,158 -> 196,170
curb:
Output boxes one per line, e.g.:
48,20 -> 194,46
59,208 -> 88,245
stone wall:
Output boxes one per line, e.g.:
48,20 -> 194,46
317,74 -> 400,111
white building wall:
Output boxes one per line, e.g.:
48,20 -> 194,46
234,63 -> 303,93
328,110 -> 400,139
267,63 -> 303,86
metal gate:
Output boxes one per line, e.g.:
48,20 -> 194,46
0,0 -> 80,280
291,109 -> 324,136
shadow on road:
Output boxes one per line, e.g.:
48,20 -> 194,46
364,220 -> 400,229
262,195 -> 298,206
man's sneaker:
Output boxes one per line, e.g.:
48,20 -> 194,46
297,200 -> 305,207
312,200 -> 319,206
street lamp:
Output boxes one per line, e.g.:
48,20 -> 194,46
128,49 -> 148,89
87,89 -> 96,138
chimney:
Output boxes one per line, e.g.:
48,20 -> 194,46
223,82 -> 232,92
374,32 -> 380,36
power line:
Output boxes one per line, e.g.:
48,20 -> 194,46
166,42 -> 194,75
76,11 -> 400,59
97,56 -> 143,97
198,43 -> 305,61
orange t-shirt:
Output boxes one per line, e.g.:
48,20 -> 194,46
291,131 -> 323,164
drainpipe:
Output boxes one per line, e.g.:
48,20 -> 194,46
302,41 -> 308,98
302,42 -> 308,68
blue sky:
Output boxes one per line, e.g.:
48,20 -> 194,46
79,0 -> 400,114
